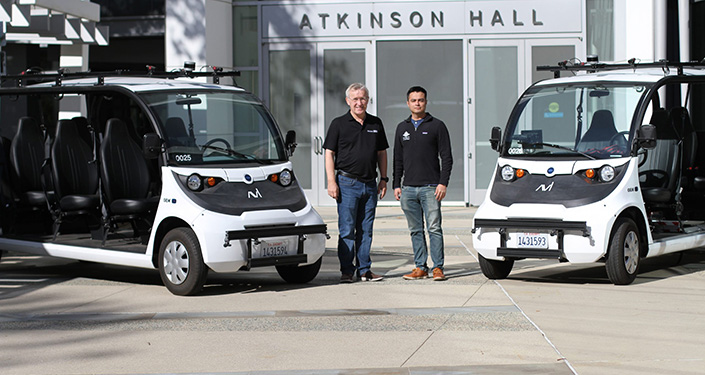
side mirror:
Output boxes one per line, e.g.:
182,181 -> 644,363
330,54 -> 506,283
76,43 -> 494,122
490,126 -> 502,151
285,130 -> 297,156
143,133 -> 163,159
637,124 -> 657,150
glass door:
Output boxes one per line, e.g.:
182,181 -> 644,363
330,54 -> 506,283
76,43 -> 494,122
266,44 -> 318,202
266,42 -> 373,206
315,42 -> 374,205
468,39 -> 580,206
468,40 -> 523,206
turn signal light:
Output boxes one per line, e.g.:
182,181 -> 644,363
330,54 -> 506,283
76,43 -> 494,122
516,169 -> 525,178
585,169 -> 595,179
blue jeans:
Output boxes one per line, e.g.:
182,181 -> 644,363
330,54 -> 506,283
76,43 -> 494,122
400,185 -> 444,271
336,174 -> 378,275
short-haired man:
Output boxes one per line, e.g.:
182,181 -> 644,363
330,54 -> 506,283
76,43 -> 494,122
394,86 -> 453,281
323,83 -> 389,283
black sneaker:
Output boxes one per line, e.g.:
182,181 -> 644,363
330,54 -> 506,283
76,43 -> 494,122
340,274 -> 354,283
360,270 -> 384,282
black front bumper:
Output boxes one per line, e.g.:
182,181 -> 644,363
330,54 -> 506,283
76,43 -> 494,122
472,219 -> 590,259
224,224 -> 328,269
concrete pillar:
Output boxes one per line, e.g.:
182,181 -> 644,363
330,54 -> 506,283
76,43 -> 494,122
653,0 -> 667,61
165,0 -> 232,76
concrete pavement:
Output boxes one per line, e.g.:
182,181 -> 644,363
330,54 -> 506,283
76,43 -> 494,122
0,205 -> 704,374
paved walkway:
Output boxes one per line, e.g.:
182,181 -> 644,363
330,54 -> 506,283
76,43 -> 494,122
1,205 -> 704,374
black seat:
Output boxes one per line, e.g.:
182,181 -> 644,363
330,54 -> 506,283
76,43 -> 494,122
577,110 -> 618,151
51,119 -> 101,238
164,117 -> 193,147
71,116 -> 94,148
640,108 -> 682,204
9,117 -> 48,207
100,118 -> 158,240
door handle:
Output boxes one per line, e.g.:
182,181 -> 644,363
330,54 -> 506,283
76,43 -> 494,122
314,136 -> 321,155
316,136 -> 324,155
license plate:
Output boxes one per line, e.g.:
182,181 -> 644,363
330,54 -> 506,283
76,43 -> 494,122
253,237 -> 296,258
514,233 -> 549,249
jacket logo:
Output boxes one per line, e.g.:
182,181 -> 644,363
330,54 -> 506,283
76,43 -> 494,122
367,129 -> 378,133
247,188 -> 263,199
402,131 -> 410,141
535,182 -> 554,192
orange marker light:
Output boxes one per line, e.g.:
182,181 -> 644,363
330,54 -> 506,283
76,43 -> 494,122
270,174 -> 279,183
516,169 -> 525,178
585,169 -> 595,179
206,177 -> 217,187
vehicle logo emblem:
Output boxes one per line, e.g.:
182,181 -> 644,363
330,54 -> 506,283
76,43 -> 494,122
536,182 -> 554,192
244,174 -> 253,184
547,167 -> 554,174
247,188 -> 262,199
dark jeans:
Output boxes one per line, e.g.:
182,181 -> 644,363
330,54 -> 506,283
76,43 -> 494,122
336,174 -> 378,275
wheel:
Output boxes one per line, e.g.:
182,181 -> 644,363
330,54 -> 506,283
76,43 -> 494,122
276,257 -> 322,283
478,253 -> 514,279
605,218 -> 640,285
158,227 -> 208,296
609,130 -> 630,146
202,138 -> 231,150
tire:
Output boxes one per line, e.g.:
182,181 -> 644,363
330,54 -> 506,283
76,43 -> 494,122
605,218 -> 640,285
276,257 -> 322,284
478,253 -> 514,279
158,227 -> 208,296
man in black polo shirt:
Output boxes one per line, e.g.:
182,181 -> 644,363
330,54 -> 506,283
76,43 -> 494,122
323,82 -> 389,283
394,86 -> 453,281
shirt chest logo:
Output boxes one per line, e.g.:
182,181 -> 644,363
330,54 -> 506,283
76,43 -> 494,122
367,129 -> 378,133
402,131 -> 410,141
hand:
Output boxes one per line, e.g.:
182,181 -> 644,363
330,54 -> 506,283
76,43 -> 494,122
394,187 -> 402,201
435,184 -> 447,201
378,180 -> 387,199
328,181 -> 339,201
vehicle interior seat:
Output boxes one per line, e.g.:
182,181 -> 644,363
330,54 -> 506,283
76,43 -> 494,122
71,116 -> 95,148
100,118 -> 158,241
50,119 -> 101,238
9,117 -> 49,207
640,108 -> 680,204
576,109 -> 618,151
669,107 -> 697,171
164,117 -> 193,147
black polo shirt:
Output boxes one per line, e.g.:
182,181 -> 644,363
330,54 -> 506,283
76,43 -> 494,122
323,111 -> 389,181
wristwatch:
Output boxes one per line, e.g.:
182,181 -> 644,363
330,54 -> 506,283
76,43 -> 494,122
380,177 -> 389,182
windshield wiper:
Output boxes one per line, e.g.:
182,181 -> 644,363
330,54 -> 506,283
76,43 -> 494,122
519,142 -> 596,160
199,144 -> 266,163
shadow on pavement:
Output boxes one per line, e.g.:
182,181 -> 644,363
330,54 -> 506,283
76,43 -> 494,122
505,249 -> 705,285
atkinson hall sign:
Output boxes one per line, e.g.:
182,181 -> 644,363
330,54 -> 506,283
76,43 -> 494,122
262,0 -> 583,39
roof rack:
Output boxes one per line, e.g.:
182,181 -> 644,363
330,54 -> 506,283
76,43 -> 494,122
537,58 -> 705,78
0,63 -> 241,88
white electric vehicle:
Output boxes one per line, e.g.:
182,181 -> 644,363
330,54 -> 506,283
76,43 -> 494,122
0,67 -> 327,295
472,59 -> 705,285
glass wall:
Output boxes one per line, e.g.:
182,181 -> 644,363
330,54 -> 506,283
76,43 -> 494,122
377,40 -> 464,201
234,5 -> 259,94
474,46 -> 518,191
269,49 -> 312,188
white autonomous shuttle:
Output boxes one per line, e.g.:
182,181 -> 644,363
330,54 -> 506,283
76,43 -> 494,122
0,66 -> 327,295
472,59 -> 705,285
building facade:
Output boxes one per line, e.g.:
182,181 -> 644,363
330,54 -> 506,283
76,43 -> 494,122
166,0 -> 696,206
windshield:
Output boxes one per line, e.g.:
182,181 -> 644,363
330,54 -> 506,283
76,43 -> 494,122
140,91 -> 287,165
504,83 -> 650,159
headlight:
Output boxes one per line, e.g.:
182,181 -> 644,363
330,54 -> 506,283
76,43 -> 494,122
501,165 -> 514,181
187,174 -> 202,191
279,169 -> 292,186
600,165 -> 615,182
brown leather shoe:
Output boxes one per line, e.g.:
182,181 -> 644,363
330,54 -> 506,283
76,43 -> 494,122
432,267 -> 446,281
403,267 -> 429,280
340,274 -> 354,283
360,270 -> 384,282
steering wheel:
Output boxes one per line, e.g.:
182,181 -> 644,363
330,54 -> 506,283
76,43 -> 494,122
639,169 -> 669,188
202,138 -> 232,151
609,131 -> 630,147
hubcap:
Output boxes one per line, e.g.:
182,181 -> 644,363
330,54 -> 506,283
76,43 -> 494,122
623,230 -> 639,274
163,240 -> 189,285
